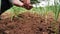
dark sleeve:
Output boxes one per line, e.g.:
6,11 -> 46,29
0,0 -> 13,15
1,0 -> 13,12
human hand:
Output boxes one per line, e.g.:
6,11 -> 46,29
11,0 -> 33,10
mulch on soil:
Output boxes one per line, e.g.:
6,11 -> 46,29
0,12 -> 60,34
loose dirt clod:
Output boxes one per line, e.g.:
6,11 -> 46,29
0,12 -> 60,34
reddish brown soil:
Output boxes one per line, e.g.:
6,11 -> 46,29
0,12 -> 60,34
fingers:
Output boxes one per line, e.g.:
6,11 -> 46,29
10,0 -> 33,10
22,4 -> 33,10
11,0 -> 24,6
21,0 -> 30,4
24,0 -> 30,4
